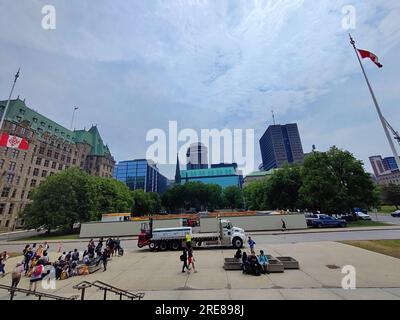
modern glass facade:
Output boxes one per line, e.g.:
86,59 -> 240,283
113,159 -> 168,194
180,165 -> 243,189
259,124 -> 304,171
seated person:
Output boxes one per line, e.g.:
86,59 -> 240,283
234,249 -> 242,260
241,252 -> 250,273
248,253 -> 261,276
257,250 -> 270,274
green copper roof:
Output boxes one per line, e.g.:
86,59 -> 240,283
246,169 -> 276,177
0,99 -> 111,156
180,167 -> 238,178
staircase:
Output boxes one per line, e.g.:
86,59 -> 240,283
73,280 -> 145,300
0,284 -> 78,300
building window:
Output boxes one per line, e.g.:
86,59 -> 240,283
41,121 -> 46,127
1,187 -> 11,197
6,174 -> 14,184
33,118 -> 38,123
58,164 -> 63,170
51,162 -> 56,169
16,176 -> 21,185
11,190 -> 16,198
30,179 -> 37,187
19,108 -> 25,115
41,170 -> 48,178
47,149 -> 52,157
16,116 -> 22,122
23,152 -> 27,160
39,146 -> 45,154
20,164 -> 24,173
33,168 -> 39,176
72,159 -> 76,165
8,161 -> 16,172
0,204 -> 5,215
11,149 -> 19,158
61,155 -> 66,161
21,190 -> 25,199
44,160 -> 49,167
54,152 -> 59,159
0,159 -> 4,169
36,157 -> 42,165
67,157 -> 71,163
8,204 -> 14,215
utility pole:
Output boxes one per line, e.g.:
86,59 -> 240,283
70,106 -> 78,130
0,68 -> 20,130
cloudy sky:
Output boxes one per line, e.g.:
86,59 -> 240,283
1,0 -> 400,178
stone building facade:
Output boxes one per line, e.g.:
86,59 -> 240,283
0,99 -> 115,231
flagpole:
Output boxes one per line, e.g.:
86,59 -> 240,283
0,68 -> 20,131
349,34 -> 400,170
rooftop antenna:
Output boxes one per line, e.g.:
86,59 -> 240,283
271,108 -> 276,125
70,106 -> 78,130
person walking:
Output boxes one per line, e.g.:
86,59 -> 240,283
180,248 -> 189,273
187,247 -> 197,273
101,248 -> 108,271
248,236 -> 256,255
0,255 -> 5,277
281,219 -> 287,231
11,263 -> 24,288
28,262 -> 44,295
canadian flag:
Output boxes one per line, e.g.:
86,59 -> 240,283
357,49 -> 383,68
0,132 -> 29,150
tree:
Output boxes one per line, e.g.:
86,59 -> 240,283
243,179 -> 268,210
265,165 -> 303,210
90,177 -> 133,220
161,184 -> 187,213
22,168 -> 94,233
132,190 -> 162,216
223,186 -> 244,210
300,146 -> 379,215
381,184 -> 400,209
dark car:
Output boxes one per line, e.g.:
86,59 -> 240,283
310,215 -> 347,228
391,210 -> 400,218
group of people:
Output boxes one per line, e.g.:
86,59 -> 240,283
180,233 -> 197,274
234,236 -> 270,276
4,237 -> 124,296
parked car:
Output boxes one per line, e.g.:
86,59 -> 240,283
355,211 -> 372,221
310,214 -> 347,228
391,210 -> 400,218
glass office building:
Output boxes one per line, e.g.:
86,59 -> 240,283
259,123 -> 304,171
113,159 -> 168,194
180,164 -> 243,189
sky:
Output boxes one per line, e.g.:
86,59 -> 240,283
0,0 -> 400,179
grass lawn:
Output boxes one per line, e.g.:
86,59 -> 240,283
14,233 -> 80,242
347,220 -> 391,227
341,239 -> 400,259
378,205 -> 398,214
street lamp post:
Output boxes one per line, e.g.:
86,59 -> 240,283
0,69 -> 20,131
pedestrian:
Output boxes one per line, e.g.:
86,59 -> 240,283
43,242 -> 50,251
0,255 -> 5,277
101,248 -> 108,271
24,248 -> 33,275
281,219 -> 287,231
185,232 -> 192,249
180,248 -> 189,273
28,261 -> 44,295
248,236 -> 256,255
11,263 -> 24,288
187,247 -> 197,273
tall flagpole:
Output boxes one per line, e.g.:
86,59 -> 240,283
0,68 -> 20,131
349,34 -> 400,170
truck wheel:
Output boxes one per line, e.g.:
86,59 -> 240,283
232,237 -> 243,249
171,241 -> 180,251
159,241 -> 168,251
149,242 -> 156,251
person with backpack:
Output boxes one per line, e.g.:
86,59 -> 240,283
180,248 -> 189,273
248,236 -> 256,255
101,248 -> 109,271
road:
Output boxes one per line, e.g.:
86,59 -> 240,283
371,213 -> 400,225
1,228 -> 399,254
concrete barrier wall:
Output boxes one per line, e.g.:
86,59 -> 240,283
80,218 -> 182,238
200,214 -> 307,233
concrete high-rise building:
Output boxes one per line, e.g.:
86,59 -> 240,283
369,155 -> 400,185
259,123 -> 304,171
186,142 -> 208,170
0,98 -> 115,231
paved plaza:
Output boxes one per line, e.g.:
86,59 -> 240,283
1,241 -> 400,300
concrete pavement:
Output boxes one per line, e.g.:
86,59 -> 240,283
1,241 -> 399,300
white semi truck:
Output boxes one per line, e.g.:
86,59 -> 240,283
137,218 -> 246,251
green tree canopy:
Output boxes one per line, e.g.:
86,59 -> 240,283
223,186 -> 244,210
380,183 -> 400,209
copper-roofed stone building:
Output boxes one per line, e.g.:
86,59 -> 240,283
0,98 -> 115,231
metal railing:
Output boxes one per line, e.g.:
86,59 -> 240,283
0,284 -> 78,301
73,280 -> 145,300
